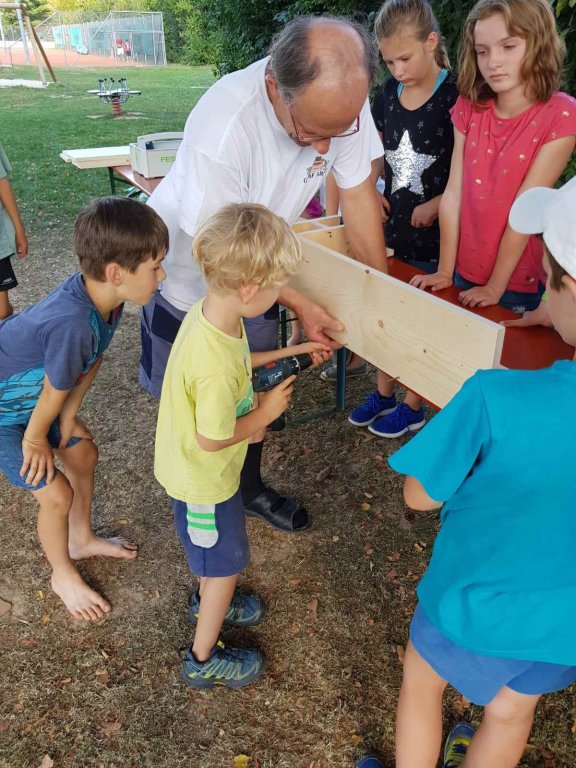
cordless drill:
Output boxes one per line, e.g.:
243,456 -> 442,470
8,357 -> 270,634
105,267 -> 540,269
252,353 -> 314,392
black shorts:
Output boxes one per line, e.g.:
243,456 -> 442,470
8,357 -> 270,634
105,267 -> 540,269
0,257 -> 17,292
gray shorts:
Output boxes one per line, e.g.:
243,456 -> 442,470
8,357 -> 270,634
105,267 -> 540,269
139,290 -> 280,398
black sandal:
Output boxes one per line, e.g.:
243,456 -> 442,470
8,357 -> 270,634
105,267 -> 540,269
244,487 -> 311,533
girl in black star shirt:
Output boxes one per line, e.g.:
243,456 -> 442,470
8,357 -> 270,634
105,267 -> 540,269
348,0 -> 458,438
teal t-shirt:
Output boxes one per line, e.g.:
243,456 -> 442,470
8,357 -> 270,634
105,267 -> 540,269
389,361 -> 576,666
0,144 -> 16,260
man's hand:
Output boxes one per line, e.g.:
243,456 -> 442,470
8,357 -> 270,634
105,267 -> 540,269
411,200 -> 438,229
58,415 -> 92,449
298,299 -> 344,349
258,376 -> 295,423
458,284 -> 502,308
20,436 -> 55,487
410,270 -> 453,292
501,301 -> 552,328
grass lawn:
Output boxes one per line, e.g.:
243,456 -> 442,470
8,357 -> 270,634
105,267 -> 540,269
2,64 -> 216,228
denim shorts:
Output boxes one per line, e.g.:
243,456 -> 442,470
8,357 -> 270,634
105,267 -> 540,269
0,418 -> 80,491
172,489 -> 250,578
140,290 -> 280,398
410,604 -> 576,706
454,271 -> 544,314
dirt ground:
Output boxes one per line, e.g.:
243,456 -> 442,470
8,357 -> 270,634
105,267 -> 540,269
2,47 -> 146,70
1,229 -> 575,768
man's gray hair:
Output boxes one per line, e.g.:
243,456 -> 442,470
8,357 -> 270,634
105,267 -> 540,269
268,16 -> 379,104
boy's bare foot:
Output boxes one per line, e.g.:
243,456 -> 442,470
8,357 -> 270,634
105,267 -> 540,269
51,570 -> 112,621
69,536 -> 138,561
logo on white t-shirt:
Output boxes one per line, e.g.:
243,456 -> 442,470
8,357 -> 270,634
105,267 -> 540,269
305,156 -> 328,182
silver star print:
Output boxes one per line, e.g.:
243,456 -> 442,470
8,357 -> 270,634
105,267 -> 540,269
385,130 -> 437,196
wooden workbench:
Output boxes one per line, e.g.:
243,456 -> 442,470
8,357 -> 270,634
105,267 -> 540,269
111,165 -> 574,407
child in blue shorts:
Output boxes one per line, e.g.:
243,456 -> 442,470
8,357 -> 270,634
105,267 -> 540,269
154,203 -> 329,689
381,175 -> 576,767
0,197 -> 168,622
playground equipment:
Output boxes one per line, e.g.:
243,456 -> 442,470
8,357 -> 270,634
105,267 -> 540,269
0,1 -> 56,85
87,76 -> 141,116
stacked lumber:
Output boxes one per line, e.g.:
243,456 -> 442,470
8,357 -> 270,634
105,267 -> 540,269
60,146 -> 131,169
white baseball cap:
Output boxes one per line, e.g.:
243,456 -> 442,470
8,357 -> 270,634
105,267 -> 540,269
509,175 -> 576,278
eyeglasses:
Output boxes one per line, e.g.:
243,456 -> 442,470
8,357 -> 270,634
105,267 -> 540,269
288,106 -> 360,143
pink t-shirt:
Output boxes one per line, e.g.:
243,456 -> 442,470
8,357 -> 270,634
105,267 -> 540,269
452,92 -> 576,293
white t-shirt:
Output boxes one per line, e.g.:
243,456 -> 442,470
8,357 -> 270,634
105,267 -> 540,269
148,57 -> 382,312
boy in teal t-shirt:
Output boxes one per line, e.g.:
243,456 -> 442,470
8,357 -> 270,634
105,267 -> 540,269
0,144 -> 28,319
385,176 -> 576,768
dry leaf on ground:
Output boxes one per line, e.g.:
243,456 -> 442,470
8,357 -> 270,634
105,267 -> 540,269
307,598 -> 318,622
101,720 -> 122,736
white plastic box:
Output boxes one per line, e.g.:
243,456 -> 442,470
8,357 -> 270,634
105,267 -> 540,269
129,132 -> 184,179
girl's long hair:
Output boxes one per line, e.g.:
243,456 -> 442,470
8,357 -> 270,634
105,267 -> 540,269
458,0 -> 565,104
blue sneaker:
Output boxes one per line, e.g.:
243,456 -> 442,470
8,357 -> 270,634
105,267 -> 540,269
442,722 -> 475,767
181,640 -> 266,689
368,403 -> 426,438
355,758 -> 384,768
188,588 -> 266,627
349,391 -> 397,426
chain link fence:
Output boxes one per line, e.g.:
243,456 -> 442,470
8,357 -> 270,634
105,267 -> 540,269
0,10 -> 166,71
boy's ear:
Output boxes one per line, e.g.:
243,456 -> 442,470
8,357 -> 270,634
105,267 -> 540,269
238,283 -> 260,305
102,262 -> 125,286
561,274 -> 576,304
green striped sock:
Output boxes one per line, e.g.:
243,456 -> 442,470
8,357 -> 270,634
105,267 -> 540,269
186,503 -> 218,548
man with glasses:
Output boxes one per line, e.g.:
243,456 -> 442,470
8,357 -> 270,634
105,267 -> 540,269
142,16 -> 387,533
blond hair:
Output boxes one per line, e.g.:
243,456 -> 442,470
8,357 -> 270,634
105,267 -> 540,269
374,0 -> 450,70
193,203 -> 302,295
458,0 -> 565,105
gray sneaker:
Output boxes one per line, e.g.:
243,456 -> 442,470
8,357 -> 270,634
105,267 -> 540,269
181,641 -> 266,689
188,588 -> 267,626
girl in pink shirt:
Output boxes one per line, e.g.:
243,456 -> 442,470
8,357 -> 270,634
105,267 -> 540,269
411,0 -> 576,313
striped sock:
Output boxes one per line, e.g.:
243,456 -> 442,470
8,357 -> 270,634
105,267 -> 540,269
186,503 -> 218,548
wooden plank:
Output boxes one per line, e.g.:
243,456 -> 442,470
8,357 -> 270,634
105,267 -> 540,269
60,146 -> 131,168
292,221 -> 324,233
292,216 -> 342,233
292,226 -> 504,408
310,215 -> 342,228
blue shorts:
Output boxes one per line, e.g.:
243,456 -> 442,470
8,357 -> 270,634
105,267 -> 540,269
410,604 -> 576,706
140,290 -> 279,398
454,271 -> 544,314
0,419 -> 81,491
172,489 -> 250,578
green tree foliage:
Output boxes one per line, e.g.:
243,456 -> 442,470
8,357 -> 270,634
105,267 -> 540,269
164,0 -> 574,99
24,0 -> 52,23
49,0 -> 146,11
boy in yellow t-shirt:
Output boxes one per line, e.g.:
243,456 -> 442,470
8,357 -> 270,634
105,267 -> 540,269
155,203 -> 329,689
